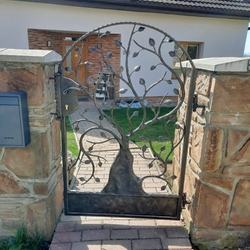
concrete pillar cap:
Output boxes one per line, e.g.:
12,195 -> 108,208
179,57 -> 250,72
0,48 -> 62,64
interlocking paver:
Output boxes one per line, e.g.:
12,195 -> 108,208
60,214 -> 85,222
51,232 -> 81,243
138,228 -> 167,239
49,243 -> 72,250
161,238 -> 193,249
155,220 -> 184,228
72,241 -> 102,250
55,222 -> 76,232
130,220 -> 156,228
166,226 -> 189,238
81,229 -> 110,241
111,229 -> 139,239
103,219 -> 130,229
102,240 -> 132,250
75,221 -> 103,230
132,238 -> 162,250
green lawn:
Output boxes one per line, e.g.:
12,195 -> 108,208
104,106 -> 176,162
66,116 -> 78,157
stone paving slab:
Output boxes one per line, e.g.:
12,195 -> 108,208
50,216 -> 193,250
49,99 -> 193,250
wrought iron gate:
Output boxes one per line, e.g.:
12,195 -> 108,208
54,22 -> 196,219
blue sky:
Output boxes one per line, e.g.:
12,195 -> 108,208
244,24 -> 250,56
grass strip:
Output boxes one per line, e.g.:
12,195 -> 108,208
103,106 -> 176,162
66,116 -> 78,157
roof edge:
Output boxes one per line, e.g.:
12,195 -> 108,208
14,0 -> 250,20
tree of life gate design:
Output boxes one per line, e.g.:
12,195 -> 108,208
56,22 -> 196,219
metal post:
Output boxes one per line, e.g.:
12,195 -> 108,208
177,67 -> 197,218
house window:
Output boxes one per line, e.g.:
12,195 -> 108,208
172,42 -> 202,78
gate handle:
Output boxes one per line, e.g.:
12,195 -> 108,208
182,193 -> 191,209
63,87 -> 85,94
192,93 -> 205,112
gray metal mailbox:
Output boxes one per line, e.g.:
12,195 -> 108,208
0,92 -> 31,147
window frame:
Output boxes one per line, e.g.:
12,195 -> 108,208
172,41 -> 203,79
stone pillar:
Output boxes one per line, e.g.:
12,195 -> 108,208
0,49 -> 63,239
173,57 -> 250,249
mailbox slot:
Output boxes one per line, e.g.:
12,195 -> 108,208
0,92 -> 31,147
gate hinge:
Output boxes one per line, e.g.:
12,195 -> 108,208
49,72 -> 61,81
182,192 -> 191,209
193,93 -> 205,112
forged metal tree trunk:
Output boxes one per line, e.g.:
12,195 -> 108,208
102,139 -> 145,195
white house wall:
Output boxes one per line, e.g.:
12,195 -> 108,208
0,1 -> 249,97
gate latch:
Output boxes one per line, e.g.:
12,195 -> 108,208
193,93 -> 205,112
182,193 -> 191,209
54,73 -> 83,119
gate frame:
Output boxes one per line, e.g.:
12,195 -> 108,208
55,22 -> 197,220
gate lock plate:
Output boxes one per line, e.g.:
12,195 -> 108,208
55,75 -> 80,118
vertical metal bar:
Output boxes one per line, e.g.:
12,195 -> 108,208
61,115 -> 69,214
56,68 -> 69,215
177,67 -> 197,218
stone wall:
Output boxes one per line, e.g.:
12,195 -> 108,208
173,57 -> 250,249
0,49 -> 63,239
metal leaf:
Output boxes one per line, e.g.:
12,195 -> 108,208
173,88 -> 179,95
133,111 -> 139,117
98,161 -> 103,167
116,88 -> 128,94
164,39 -> 173,43
149,38 -> 155,47
142,145 -> 147,152
169,51 -> 176,57
161,185 -> 166,191
114,40 -> 122,47
105,31 -> 111,36
139,78 -> 145,85
87,77 -> 93,84
106,65 -> 113,71
170,175 -> 177,180
75,125 -> 79,131
160,146 -> 166,151
150,65 -> 156,71
133,51 -> 140,58
88,146 -> 93,152
84,61 -> 92,66
138,27 -> 145,32
85,160 -> 91,164
118,65 -> 124,72
148,162 -> 153,168
89,47 -> 96,52
107,52 -> 113,59
134,65 -> 141,72
95,177 -> 100,183
65,66 -> 70,71
167,80 -> 173,85
79,177 -> 85,181
75,47 -> 80,52
99,115 -> 104,120
100,132 -> 107,138
97,43 -> 102,49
